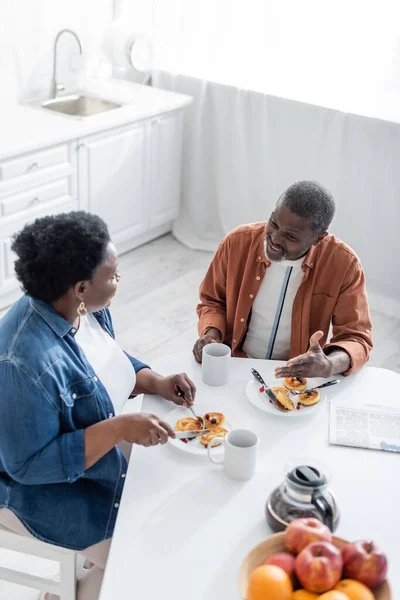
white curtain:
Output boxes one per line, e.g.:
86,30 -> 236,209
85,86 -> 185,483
118,0 -> 400,92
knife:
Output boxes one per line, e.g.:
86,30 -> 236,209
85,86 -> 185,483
174,429 -> 210,439
250,368 -> 280,408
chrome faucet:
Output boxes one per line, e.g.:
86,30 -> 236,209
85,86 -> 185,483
51,28 -> 83,99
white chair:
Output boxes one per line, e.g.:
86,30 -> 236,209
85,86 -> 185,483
0,523 -> 79,599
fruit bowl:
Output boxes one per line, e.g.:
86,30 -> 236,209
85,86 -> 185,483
239,532 -> 391,599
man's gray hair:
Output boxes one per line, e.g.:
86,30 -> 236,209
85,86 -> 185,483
279,181 -> 336,233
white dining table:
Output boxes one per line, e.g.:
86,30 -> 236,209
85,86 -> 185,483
99,356 -> 400,600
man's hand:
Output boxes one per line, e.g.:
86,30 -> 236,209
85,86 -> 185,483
119,413 -> 176,447
192,328 -> 222,363
154,373 -> 196,406
275,331 -> 333,379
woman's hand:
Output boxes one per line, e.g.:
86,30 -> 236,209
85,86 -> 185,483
119,413 -> 176,446
155,373 -> 196,406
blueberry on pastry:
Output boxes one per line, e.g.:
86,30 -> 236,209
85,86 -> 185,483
298,389 -> 320,406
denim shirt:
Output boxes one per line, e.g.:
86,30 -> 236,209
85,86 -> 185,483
0,295 -> 149,550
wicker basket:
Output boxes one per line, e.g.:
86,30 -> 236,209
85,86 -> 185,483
239,532 -> 391,599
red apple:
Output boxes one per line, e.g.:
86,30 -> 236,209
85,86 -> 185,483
264,552 -> 296,577
284,518 -> 332,555
295,541 -> 343,593
342,540 -> 388,589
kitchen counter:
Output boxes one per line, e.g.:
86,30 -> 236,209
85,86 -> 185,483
0,78 -> 192,161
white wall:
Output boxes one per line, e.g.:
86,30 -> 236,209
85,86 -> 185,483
0,0 -> 113,105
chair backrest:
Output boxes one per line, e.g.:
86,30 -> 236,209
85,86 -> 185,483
0,525 -> 77,600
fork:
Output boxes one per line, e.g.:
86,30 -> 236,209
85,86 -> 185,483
288,379 -> 340,395
176,386 -> 205,428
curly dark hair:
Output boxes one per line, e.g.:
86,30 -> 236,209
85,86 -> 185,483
280,181 -> 336,233
12,211 -> 111,303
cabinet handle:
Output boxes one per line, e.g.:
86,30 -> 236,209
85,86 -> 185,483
77,143 -> 87,150
27,162 -> 39,172
151,118 -> 161,126
29,197 -> 40,207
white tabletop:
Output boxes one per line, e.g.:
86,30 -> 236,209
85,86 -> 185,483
100,357 -> 399,600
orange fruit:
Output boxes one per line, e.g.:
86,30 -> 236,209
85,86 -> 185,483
247,565 -> 293,600
291,591 -> 320,599
334,579 -> 375,600
318,592 -> 349,600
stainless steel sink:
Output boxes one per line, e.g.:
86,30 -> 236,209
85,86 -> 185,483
41,94 -> 121,117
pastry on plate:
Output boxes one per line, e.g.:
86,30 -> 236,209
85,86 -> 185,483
204,412 -> 225,429
272,387 -> 295,412
298,389 -> 321,406
175,417 -> 203,432
200,426 -> 228,448
284,376 -> 307,392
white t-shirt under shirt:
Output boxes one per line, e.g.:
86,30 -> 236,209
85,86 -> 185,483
243,256 -> 305,360
75,313 -> 136,415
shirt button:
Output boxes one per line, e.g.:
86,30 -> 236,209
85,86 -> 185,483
256,276 -> 261,281
114,503 -> 119,508
249,294 -> 254,298
258,256 -> 262,260
93,376 -> 98,382
108,413 -> 114,418
240,318 -> 245,323
71,328 -> 76,334
121,473 -> 126,478
233,338 -> 237,344
72,393 -> 77,399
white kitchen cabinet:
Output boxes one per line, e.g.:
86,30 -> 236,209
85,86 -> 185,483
78,123 -> 148,252
0,142 -> 78,309
0,107 -> 186,309
148,111 -> 183,228
0,237 -> 18,296
78,109 -> 184,254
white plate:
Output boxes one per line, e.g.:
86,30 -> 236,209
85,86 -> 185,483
245,378 -> 327,418
164,403 -> 242,456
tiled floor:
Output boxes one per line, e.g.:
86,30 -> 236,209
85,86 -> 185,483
0,233 -> 398,599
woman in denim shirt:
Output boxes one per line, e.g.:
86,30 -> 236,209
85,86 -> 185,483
0,211 -> 196,600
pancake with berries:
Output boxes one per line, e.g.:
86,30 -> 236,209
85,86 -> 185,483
298,389 -> 321,406
204,412 -> 225,429
200,426 -> 228,447
284,377 -> 307,392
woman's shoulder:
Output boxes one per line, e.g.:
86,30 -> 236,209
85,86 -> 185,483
0,296 -> 32,352
0,296 -> 64,380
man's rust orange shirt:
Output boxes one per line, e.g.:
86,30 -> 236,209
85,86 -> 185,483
197,222 -> 372,375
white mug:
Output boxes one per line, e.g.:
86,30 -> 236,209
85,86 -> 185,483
207,429 -> 259,480
202,343 -> 231,386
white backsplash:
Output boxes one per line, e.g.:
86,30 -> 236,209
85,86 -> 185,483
0,0 -> 113,106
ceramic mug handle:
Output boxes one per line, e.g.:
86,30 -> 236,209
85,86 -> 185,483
207,437 -> 226,464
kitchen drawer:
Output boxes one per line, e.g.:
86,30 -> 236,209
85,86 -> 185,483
0,144 -> 70,184
1,178 -> 71,218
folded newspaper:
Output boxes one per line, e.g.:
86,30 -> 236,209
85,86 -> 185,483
329,402 -> 400,452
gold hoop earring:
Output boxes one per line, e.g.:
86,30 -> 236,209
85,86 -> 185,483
77,301 -> 88,317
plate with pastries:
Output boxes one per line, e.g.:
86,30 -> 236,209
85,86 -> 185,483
245,376 -> 328,418
164,403 -> 242,456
